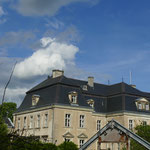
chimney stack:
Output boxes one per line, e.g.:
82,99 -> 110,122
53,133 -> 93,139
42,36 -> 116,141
88,76 -> 94,87
52,70 -> 64,78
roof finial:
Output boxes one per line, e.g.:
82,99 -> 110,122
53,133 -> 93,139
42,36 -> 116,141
130,71 -> 132,85
122,76 -> 124,82
108,80 -> 110,85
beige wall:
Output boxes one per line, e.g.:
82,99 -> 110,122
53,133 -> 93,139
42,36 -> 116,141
13,105 -> 150,150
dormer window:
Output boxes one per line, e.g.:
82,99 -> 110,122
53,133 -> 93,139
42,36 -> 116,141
32,94 -> 40,106
72,95 -> 77,103
138,103 -> 142,109
82,85 -> 88,91
87,99 -> 94,108
136,98 -> 150,111
68,91 -> 78,104
146,103 -> 149,110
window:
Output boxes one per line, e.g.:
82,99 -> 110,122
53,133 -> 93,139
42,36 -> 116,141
143,121 -> 147,126
44,114 -> 48,127
37,115 -> 40,128
30,116 -> 33,128
87,99 -> 94,108
142,103 -> 145,109
82,85 -> 87,91
42,135 -> 48,142
146,104 -> 149,110
79,139 -> 84,148
32,95 -> 40,106
17,117 -> 20,129
97,120 -> 101,131
138,103 -> 142,109
65,114 -> 71,127
129,120 -> 133,130
68,91 -> 78,104
136,98 -> 150,111
65,138 -> 70,142
80,115 -> 85,128
72,95 -> 77,103
23,117 -> 26,129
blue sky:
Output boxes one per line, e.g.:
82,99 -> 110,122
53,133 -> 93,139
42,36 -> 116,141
1,0 -> 150,106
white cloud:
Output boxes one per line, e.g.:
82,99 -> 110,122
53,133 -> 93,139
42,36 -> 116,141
13,0 -> 99,16
0,6 -> 4,16
0,30 -> 36,47
45,18 -> 64,29
14,37 -> 79,79
0,87 -> 27,106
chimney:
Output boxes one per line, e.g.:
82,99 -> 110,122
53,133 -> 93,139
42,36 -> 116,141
52,70 -> 64,78
88,76 -> 94,87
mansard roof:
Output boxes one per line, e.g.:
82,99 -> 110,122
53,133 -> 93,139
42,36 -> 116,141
16,74 -> 150,114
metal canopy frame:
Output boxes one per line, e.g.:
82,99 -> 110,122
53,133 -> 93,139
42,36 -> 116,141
79,119 -> 150,150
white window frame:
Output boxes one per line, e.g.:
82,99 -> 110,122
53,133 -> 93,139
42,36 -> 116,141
44,114 -> 48,127
146,104 -> 149,110
18,117 -> 20,130
72,95 -> 77,103
79,139 -> 84,148
65,114 -> 71,127
23,116 -> 26,129
30,116 -> 33,128
97,120 -> 101,131
37,114 -> 40,128
80,115 -> 85,128
138,103 -> 142,109
129,119 -> 133,130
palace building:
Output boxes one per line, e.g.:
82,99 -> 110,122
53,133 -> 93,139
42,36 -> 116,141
13,70 -> 150,149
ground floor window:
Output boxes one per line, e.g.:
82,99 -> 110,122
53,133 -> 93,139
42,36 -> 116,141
79,139 -> 84,148
143,121 -> 147,126
65,138 -> 70,142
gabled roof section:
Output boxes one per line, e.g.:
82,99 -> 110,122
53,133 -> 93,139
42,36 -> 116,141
79,119 -> 150,150
135,97 -> 150,102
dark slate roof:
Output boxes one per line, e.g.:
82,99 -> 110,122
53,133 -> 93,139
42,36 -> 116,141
17,75 -> 150,114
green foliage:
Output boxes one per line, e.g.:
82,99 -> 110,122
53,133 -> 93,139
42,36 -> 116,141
0,102 -> 17,121
58,141 -> 78,150
0,118 -> 77,150
42,143 -> 58,150
131,124 -> 150,150
0,115 -> 9,150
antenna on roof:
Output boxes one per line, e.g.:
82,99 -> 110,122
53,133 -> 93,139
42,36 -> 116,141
130,71 -> 132,85
108,80 -> 110,85
122,76 -> 124,82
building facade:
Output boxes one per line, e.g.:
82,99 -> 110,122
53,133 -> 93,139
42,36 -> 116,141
13,70 -> 150,149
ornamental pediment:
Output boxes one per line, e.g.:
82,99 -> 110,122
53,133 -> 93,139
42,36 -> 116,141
135,97 -> 149,103
63,132 -> 74,138
78,133 -> 88,139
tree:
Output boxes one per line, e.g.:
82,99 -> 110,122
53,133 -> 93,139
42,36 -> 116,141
131,124 -> 150,150
42,143 -> 58,150
0,102 -> 17,121
0,115 -> 10,150
58,141 -> 78,150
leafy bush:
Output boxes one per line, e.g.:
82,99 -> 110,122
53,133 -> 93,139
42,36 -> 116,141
131,124 -> 150,150
58,141 -> 78,150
